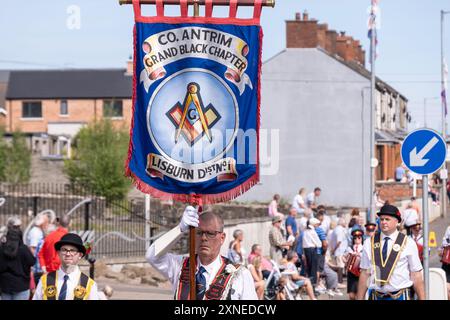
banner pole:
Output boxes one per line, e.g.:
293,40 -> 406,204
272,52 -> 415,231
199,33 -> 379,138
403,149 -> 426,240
189,4 -> 200,302
119,0 -> 275,7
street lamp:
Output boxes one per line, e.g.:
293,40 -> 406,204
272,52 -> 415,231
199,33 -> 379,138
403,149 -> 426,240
441,10 -> 450,220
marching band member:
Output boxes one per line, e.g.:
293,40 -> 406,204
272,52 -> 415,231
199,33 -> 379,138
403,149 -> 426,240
363,222 -> 377,243
439,225 -> 450,300
356,204 -> 424,300
33,233 -> 99,300
146,206 -> 257,300
344,228 -> 364,300
404,217 -> 424,264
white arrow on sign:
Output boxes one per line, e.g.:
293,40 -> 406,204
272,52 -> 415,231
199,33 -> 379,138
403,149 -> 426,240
409,136 -> 439,167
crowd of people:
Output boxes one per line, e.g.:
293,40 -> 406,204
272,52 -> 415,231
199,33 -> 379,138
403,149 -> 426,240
0,213 -> 112,300
223,187 -> 450,300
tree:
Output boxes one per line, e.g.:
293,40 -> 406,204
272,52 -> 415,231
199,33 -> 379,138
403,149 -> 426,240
2,130 -> 31,184
64,119 -> 130,200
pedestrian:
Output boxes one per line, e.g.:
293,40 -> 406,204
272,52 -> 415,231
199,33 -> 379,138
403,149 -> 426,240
302,217 -> 322,288
344,228 -> 364,300
438,225 -> 450,299
269,216 -> 292,263
306,187 -> 321,211
268,194 -> 283,219
285,208 -> 299,241
33,233 -> 99,300
316,207 -> 331,236
401,202 -> 420,233
227,229 -> 245,265
247,256 -> 265,300
146,207 -> 257,299
357,204 -> 425,300
0,217 -> 36,300
292,188 -> 307,216
26,213 -> 50,286
330,217 -> 348,285
38,215 -> 71,274
313,214 -> 328,293
395,164 -> 406,182
285,251 -> 317,300
247,244 -> 272,279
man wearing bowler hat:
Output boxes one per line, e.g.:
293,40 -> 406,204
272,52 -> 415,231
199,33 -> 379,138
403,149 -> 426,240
357,204 -> 425,300
33,233 -> 99,300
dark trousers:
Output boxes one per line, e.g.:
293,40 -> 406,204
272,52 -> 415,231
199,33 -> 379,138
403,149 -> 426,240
304,248 -> 319,285
295,254 -> 307,277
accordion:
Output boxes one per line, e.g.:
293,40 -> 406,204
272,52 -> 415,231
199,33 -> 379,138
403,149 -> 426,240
441,246 -> 450,265
346,253 -> 361,277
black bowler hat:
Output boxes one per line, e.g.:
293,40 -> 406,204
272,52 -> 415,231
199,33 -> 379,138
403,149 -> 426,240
55,233 -> 86,257
377,204 -> 402,222
365,222 -> 377,231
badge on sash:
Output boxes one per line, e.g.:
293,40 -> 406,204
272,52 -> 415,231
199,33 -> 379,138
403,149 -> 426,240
392,244 -> 401,252
74,285 -> 86,299
45,285 -> 57,298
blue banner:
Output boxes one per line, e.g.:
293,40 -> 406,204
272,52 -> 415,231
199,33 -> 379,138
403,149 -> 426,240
126,5 -> 262,204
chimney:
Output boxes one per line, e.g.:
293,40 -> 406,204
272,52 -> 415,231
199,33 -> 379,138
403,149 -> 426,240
125,56 -> 133,76
295,12 -> 301,21
303,10 -> 309,21
286,10 -> 319,48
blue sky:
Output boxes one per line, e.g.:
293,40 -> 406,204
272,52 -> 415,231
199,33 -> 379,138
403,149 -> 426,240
1,0 -> 450,132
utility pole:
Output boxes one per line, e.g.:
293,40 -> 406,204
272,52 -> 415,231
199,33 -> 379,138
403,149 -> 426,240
441,10 -> 450,219
369,2 -> 377,223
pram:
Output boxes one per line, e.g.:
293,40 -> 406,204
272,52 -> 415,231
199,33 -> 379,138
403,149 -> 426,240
264,260 -> 300,300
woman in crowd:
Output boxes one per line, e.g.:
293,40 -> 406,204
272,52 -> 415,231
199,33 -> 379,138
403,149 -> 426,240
0,217 -> 36,300
247,256 -> 265,300
228,229 -> 245,265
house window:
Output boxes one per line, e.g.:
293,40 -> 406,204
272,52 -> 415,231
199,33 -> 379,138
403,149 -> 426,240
103,100 -> 123,118
60,100 -> 68,115
22,101 -> 42,118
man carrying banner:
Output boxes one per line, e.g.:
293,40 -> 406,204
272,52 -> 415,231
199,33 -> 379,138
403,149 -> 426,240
146,206 -> 257,300
356,204 -> 425,300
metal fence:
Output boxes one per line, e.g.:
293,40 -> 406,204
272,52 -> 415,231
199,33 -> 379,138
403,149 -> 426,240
0,183 -> 172,258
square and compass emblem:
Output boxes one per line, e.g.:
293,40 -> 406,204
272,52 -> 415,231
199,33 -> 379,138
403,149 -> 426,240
166,82 -> 221,146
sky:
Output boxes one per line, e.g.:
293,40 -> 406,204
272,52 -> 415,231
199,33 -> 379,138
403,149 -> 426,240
1,0 -> 450,133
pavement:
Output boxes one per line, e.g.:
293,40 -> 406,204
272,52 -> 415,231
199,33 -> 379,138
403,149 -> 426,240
96,212 -> 450,300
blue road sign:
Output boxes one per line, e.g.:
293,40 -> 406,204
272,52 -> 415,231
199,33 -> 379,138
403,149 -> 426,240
401,128 -> 447,175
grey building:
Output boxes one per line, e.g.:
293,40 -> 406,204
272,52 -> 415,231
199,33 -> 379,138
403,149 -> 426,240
237,12 -> 409,209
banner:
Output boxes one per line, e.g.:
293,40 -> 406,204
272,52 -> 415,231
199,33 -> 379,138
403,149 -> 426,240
126,0 -> 263,204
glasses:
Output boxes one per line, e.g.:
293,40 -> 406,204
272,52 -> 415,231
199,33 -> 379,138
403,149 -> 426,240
195,230 -> 222,239
60,248 -> 79,255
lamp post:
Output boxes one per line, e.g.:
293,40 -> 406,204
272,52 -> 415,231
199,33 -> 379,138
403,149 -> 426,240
441,10 -> 450,219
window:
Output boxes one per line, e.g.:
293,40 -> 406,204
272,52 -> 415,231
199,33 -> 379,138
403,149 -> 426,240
60,100 -> 68,115
22,101 -> 42,118
103,100 -> 123,118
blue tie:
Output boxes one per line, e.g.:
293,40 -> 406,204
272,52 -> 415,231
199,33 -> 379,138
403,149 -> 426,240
195,266 -> 206,300
58,275 -> 69,300
382,237 -> 390,261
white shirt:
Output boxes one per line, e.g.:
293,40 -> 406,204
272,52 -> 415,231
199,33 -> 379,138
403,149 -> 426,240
306,192 -> 316,208
26,226 -> 44,248
442,226 -> 450,247
292,195 -> 305,212
33,266 -> 99,300
319,215 -> 331,234
360,230 -> 423,293
146,244 -> 257,300
302,228 -> 322,248
402,208 -> 419,227
330,225 -> 348,256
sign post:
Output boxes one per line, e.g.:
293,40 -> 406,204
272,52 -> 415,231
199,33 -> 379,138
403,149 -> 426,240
401,128 -> 447,300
